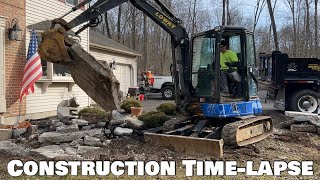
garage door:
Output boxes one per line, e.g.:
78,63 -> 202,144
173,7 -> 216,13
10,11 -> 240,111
113,64 -> 132,95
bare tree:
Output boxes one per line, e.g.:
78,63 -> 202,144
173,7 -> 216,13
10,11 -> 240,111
222,0 -> 226,25
267,0 -> 279,50
253,0 -> 266,33
104,12 -> 112,38
285,0 -> 297,56
117,5 -> 122,42
314,0 -> 318,57
143,14 -> 148,71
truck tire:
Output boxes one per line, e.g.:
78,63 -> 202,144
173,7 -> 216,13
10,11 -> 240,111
290,89 -> 319,113
161,86 -> 175,100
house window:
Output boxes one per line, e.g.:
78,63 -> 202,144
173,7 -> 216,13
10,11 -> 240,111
66,0 -> 79,6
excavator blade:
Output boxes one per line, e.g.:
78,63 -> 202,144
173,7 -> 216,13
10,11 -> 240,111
222,116 -> 273,147
144,133 -> 224,157
38,28 -> 72,65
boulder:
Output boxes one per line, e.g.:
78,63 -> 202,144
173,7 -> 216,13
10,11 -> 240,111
70,140 -> 80,148
77,146 -> 100,154
56,123 -> 79,133
57,107 -> 70,119
125,117 -> 144,130
65,147 -> 78,155
72,119 -> 89,126
0,129 -> 12,140
38,131 -> 87,143
96,122 -> 107,127
50,121 -> 65,131
84,136 -> 101,146
86,128 -> 103,138
113,127 -> 133,136
12,128 -> 27,138
0,140 -> 28,155
110,119 -> 126,126
30,145 -> 65,159
112,110 -> 125,121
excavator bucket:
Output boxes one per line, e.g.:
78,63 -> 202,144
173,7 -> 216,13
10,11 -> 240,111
144,133 -> 224,157
38,28 -> 72,65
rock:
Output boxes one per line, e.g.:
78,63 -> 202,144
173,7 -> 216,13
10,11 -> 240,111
56,123 -> 79,133
77,146 -> 100,154
61,117 -> 72,125
317,127 -> 320,135
69,97 -> 80,107
30,145 -> 64,159
103,129 -> 111,135
38,131 -> 87,143
81,126 -> 92,131
0,129 -> 12,140
12,128 -> 27,138
70,140 -> 80,148
96,122 -> 107,127
50,122 -> 65,131
110,119 -> 126,126
57,107 -> 70,119
72,119 -> 89,126
86,128 -> 103,138
112,110 -> 125,121
101,140 -> 111,147
114,127 -> 133,136
59,143 -> 70,150
65,147 -> 78,155
84,136 -> 101,146
0,140 -> 28,155
309,116 -> 320,127
78,139 -> 84,146
90,124 -> 96,129
125,117 -> 144,130
23,125 -> 38,138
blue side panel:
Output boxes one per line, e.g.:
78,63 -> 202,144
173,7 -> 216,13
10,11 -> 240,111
201,99 -> 262,118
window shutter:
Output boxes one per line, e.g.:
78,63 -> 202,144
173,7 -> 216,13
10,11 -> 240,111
0,25 -> 6,113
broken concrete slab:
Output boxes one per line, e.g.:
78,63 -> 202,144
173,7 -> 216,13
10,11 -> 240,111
77,146 -> 100,154
285,111 -> 319,119
30,145 -> 65,159
0,140 -> 28,155
86,128 -> 103,138
309,117 -> 320,127
56,123 -> 79,133
84,136 -> 101,146
23,125 -> 38,138
81,126 -> 91,131
0,129 -> 12,140
72,119 -> 89,126
57,106 -> 70,119
70,139 -> 80,148
114,127 -> 133,136
38,131 -> 87,143
12,128 -> 27,138
96,122 -> 107,127
65,147 -> 78,155
290,124 -> 317,133
50,121 -> 65,131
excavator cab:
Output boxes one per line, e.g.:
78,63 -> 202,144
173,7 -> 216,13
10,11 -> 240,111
190,26 -> 261,118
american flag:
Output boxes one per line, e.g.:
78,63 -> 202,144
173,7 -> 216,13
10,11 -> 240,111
19,29 -> 43,102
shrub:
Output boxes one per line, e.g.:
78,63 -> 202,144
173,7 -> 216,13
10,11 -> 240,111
78,107 -> 109,123
156,103 -> 177,115
138,111 -> 170,128
120,97 -> 142,112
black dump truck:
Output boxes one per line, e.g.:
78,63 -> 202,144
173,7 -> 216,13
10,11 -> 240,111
259,51 -> 320,113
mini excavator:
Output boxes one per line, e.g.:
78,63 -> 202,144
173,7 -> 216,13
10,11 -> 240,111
39,0 -> 273,156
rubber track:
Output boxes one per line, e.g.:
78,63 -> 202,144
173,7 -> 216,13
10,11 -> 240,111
221,116 -> 273,147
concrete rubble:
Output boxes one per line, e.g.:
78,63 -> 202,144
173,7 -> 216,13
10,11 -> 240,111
285,111 -> 320,134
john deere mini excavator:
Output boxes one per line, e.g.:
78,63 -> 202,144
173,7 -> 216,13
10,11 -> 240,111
39,0 -> 273,156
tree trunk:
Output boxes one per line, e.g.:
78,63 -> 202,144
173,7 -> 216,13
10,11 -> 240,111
222,0 -> 226,25
117,5 -> 122,43
267,0 -> 279,50
314,0 -> 318,57
143,14 -> 148,71
104,12 -> 112,39
131,7 -> 136,50
305,0 -> 310,56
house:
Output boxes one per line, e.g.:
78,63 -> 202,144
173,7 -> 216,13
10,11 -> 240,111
0,0 -> 140,125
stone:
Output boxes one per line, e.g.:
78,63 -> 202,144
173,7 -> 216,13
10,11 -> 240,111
57,106 -> 70,119
110,119 -> 125,126
112,110 -> 125,121
317,127 -> 320,135
56,123 -> 79,133
70,140 -> 80,148
81,126 -> 92,131
78,139 -> 84,146
0,140 -> 28,155
90,124 -> 96,129
69,97 -> 80,107
96,122 -> 107,127
12,128 -> 27,138
120,123 -> 127,128
86,128 -> 103,137
0,129 -> 13,140
84,136 -> 101,146
113,127 -> 133,136
65,147 -> 78,155
38,131 -> 87,143
290,124 -> 317,133
30,145 -> 65,159
309,116 -> 320,127
72,119 -> 88,126
125,117 -> 144,130
23,125 -> 38,138
50,122 -> 65,131
77,146 -> 100,154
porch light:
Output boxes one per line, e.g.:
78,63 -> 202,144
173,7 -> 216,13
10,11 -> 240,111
8,18 -> 22,41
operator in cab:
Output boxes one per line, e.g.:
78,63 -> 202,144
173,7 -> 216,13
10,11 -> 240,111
220,40 -> 239,95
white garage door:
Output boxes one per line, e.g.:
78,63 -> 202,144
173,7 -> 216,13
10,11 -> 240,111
113,64 -> 132,95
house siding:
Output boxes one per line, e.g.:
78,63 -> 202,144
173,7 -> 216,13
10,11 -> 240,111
25,0 -> 90,118
90,47 -> 138,94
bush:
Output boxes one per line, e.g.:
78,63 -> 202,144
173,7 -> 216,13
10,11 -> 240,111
156,103 -> 177,115
78,107 -> 109,123
120,97 -> 142,112
138,111 -> 170,128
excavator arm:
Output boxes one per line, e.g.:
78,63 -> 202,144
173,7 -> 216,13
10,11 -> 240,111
40,0 -> 191,106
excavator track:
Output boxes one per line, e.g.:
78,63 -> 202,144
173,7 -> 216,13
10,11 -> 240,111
221,116 -> 273,147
